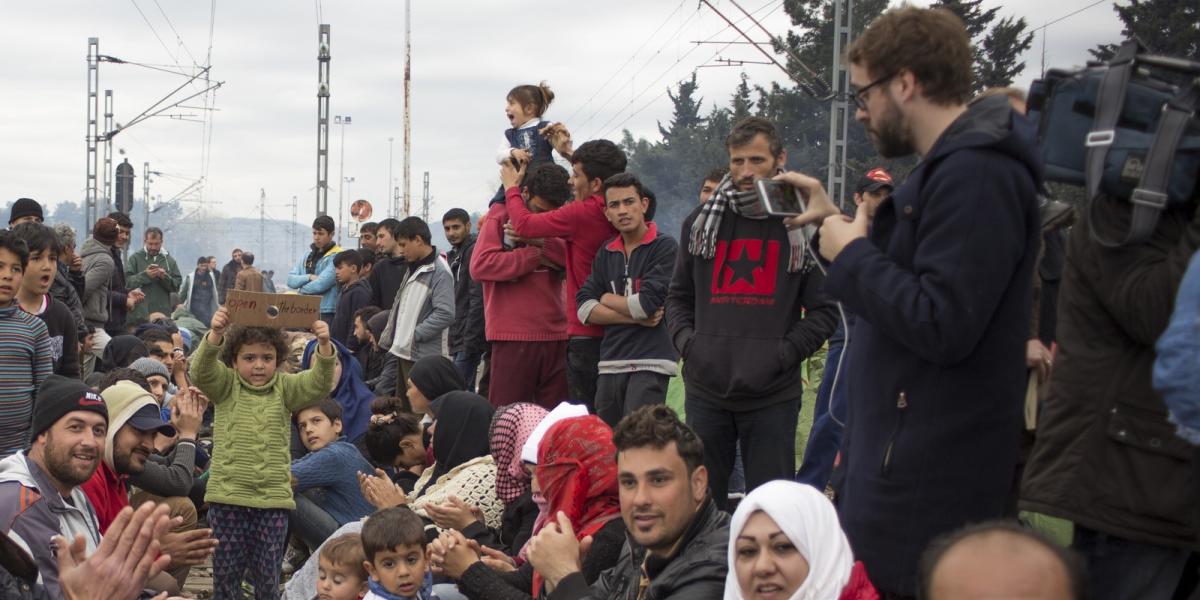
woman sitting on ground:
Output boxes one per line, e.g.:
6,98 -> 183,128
432,415 -> 627,600
426,402 -> 548,560
725,480 -> 878,600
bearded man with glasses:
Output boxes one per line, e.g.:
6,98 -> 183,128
778,6 -> 1041,598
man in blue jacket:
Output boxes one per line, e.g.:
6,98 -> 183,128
288,216 -> 343,324
782,7 -> 1040,597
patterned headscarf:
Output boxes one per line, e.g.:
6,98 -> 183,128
489,403 -> 549,505
688,171 -> 806,272
532,415 -> 621,596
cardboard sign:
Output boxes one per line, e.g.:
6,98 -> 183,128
225,290 -> 322,329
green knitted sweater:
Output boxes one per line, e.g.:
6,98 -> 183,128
189,334 -> 335,510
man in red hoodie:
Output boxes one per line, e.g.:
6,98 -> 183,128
504,139 -> 626,410
472,162 -> 573,408
80,379 -> 217,592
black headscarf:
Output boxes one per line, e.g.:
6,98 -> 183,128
410,356 -> 467,404
100,336 -> 149,373
415,391 -> 494,498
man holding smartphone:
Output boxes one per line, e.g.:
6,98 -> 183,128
666,116 -> 838,509
125,227 -> 182,324
779,7 -> 1041,596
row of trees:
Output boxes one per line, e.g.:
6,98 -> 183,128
624,0 -> 1194,238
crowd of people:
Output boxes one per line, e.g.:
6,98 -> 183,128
1,5 -> 1198,600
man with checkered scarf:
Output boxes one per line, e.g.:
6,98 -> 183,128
665,117 -> 838,508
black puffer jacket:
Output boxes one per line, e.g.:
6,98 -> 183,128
1021,195 -> 1200,549
548,497 -> 729,600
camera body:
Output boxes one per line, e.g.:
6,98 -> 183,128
1027,41 -> 1200,245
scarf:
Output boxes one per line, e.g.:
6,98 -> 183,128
688,172 -> 805,272
532,415 -> 621,596
367,570 -> 435,600
305,241 -> 335,274
489,403 -> 549,505
409,356 -> 467,403
301,338 -> 373,442
723,480 -> 854,600
415,392 -> 494,498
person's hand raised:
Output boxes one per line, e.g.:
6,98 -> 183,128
55,503 -> 173,600
209,307 -> 230,339
500,160 -> 527,191
773,171 -> 842,229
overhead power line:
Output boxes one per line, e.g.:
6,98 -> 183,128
563,0 -> 688,125
588,0 -> 786,141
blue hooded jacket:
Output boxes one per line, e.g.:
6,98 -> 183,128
287,244 -> 342,314
302,339 -> 373,443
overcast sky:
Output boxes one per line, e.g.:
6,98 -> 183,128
1,0 -> 1122,237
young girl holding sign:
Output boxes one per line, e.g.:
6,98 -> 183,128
189,306 -> 336,600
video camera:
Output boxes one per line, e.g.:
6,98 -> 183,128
1027,40 -> 1200,247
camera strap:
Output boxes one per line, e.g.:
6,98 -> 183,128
1089,77 -> 1200,247
1084,41 -> 1139,204
1085,40 -> 1200,247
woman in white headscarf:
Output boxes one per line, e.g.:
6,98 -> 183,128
725,480 -> 879,600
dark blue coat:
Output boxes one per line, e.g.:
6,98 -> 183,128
825,95 -> 1041,595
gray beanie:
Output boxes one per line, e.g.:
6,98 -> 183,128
128,357 -> 171,381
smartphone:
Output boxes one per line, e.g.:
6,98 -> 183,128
755,178 -> 809,217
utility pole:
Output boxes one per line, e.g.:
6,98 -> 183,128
388,137 -> 395,217
86,38 -> 100,232
402,0 -> 412,217
143,161 -> 150,232
103,90 -> 114,212
316,24 -> 331,217
421,171 -> 430,223
827,0 -> 853,208
259,188 -> 266,263
335,115 -> 352,244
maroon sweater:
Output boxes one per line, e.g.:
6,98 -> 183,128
471,201 -> 569,342
505,187 -> 615,338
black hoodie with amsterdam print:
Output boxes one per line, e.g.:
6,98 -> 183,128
666,205 -> 837,412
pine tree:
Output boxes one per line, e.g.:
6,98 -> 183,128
1091,0 -> 1199,60
731,73 -> 755,121
935,0 -> 1032,92
657,73 -> 704,141
978,16 -> 1034,89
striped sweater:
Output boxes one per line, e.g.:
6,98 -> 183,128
0,305 -> 52,456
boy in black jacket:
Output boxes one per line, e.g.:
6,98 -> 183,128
577,174 -> 679,427
332,250 -> 372,347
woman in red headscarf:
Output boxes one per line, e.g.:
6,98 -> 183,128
437,415 -> 627,600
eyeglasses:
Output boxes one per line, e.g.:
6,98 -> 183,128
849,72 -> 897,111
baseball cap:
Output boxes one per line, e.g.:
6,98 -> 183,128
856,167 -> 895,194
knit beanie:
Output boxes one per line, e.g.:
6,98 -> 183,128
93,217 -> 119,246
128,357 -> 171,381
99,380 -> 174,470
8,198 -> 43,225
29,375 -> 108,445
367,310 -> 389,344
